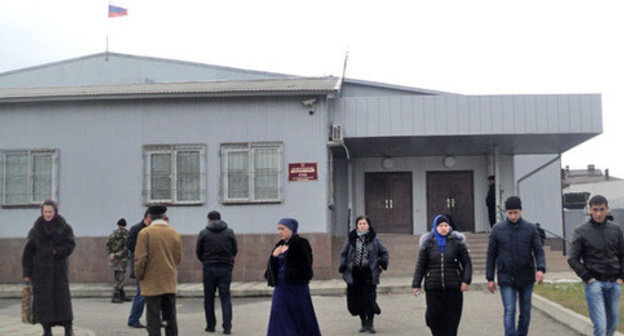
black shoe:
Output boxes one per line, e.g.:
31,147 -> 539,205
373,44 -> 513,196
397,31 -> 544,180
205,327 -> 215,332
128,322 -> 146,328
368,325 -> 376,334
359,325 -> 367,333
120,289 -> 133,302
224,329 -> 231,335
112,292 -> 123,303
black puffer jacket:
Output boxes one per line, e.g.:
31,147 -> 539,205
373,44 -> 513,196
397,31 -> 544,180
568,219 -> 624,282
412,231 -> 472,291
196,220 -> 237,267
264,235 -> 314,287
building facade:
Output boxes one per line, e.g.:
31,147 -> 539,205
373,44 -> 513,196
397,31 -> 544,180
0,53 -> 601,283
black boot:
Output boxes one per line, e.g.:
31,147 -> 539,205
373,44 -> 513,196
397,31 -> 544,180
112,290 -> 123,303
120,288 -> 132,302
368,315 -> 376,334
42,324 -> 52,336
359,315 -> 367,333
64,323 -> 75,336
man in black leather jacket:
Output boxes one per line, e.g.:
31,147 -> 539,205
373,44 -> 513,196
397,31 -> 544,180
568,195 -> 624,336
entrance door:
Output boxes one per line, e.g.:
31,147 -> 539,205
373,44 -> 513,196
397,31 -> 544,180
426,171 -> 475,232
365,172 -> 413,234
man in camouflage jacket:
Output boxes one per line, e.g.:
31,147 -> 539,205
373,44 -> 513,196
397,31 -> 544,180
106,218 -> 130,303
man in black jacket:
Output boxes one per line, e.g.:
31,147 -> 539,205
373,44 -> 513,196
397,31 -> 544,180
196,211 -> 238,334
126,209 -> 151,328
568,195 -> 624,336
486,196 -> 546,336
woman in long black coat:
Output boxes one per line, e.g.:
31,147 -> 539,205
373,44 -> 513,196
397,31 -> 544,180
22,199 -> 76,336
339,215 -> 389,333
265,218 -> 321,336
412,215 -> 472,336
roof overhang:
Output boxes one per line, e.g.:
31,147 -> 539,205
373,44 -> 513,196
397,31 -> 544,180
0,77 -> 341,103
331,133 -> 599,158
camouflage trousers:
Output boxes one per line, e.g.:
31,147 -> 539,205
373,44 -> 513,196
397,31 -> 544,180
113,270 -> 126,291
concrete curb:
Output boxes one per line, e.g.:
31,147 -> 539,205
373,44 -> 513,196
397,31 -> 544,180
532,293 -> 624,336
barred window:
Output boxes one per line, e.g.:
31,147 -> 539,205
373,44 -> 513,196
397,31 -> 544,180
144,144 -> 205,205
2,150 -> 58,206
221,142 -> 283,203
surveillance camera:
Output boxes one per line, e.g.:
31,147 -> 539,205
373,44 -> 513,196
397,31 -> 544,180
302,98 -> 317,107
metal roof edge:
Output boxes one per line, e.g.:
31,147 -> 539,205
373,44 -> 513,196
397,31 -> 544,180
342,78 -> 460,96
0,52 -> 299,79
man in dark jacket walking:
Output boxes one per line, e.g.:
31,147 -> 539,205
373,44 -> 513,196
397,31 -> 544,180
568,195 -> 624,336
486,196 -> 546,336
126,209 -> 151,328
196,211 -> 238,334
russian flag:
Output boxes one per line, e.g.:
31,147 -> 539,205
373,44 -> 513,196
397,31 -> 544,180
108,3 -> 128,18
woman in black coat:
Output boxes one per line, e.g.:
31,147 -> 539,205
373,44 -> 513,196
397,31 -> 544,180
339,215 -> 389,333
22,199 -> 76,336
412,215 -> 472,336
265,218 -> 321,336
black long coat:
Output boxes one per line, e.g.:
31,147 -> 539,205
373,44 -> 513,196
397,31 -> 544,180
22,216 -> 76,324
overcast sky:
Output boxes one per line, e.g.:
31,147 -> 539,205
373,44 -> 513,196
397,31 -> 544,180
1,0 -> 622,176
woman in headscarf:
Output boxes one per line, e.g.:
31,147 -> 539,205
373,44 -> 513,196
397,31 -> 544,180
22,199 -> 76,336
338,215 -> 389,333
265,218 -> 321,336
412,215 -> 472,336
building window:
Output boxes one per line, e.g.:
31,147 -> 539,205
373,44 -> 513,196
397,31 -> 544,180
2,150 -> 58,206
221,142 -> 283,203
144,144 -> 205,205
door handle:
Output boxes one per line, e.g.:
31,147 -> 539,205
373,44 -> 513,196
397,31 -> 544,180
446,198 -> 450,208
389,199 -> 393,209
385,199 -> 388,209
451,198 -> 456,209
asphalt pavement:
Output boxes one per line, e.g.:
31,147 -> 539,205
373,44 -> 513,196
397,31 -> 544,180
0,272 -> 593,335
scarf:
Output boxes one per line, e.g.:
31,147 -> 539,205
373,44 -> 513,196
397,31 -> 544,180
432,214 -> 448,253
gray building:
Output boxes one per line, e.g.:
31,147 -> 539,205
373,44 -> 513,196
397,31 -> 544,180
0,53 -> 601,283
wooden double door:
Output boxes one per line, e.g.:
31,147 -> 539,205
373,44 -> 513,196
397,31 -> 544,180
365,172 -> 413,234
426,171 -> 475,232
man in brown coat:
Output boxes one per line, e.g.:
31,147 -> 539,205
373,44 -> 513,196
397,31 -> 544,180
134,205 -> 183,336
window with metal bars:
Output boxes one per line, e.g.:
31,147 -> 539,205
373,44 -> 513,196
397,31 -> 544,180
143,144 -> 205,205
220,142 -> 283,203
2,149 -> 57,206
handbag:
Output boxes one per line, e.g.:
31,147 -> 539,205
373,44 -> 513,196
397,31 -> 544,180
21,282 -> 35,324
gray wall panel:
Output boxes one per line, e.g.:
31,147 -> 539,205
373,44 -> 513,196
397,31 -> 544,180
336,94 -> 601,138
0,97 -> 329,238
514,154 -> 563,236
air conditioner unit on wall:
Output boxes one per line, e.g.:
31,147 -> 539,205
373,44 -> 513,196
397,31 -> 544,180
330,124 -> 343,142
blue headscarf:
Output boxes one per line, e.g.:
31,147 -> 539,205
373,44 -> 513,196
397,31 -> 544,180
278,218 -> 299,236
432,215 -> 451,253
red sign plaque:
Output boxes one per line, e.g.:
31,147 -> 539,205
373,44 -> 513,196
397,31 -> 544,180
288,162 -> 318,181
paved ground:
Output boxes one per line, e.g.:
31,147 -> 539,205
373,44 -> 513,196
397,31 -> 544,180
0,289 -> 580,335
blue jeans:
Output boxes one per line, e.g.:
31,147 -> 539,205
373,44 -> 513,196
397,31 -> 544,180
500,283 -> 534,336
128,281 -> 145,325
203,265 -> 233,331
584,280 -> 622,336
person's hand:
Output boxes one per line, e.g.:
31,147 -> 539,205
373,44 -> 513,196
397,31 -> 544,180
588,278 -> 596,284
272,245 -> 288,257
535,271 -> 545,284
108,253 -> 115,261
461,282 -> 469,292
487,281 -> 497,293
413,288 -> 421,296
